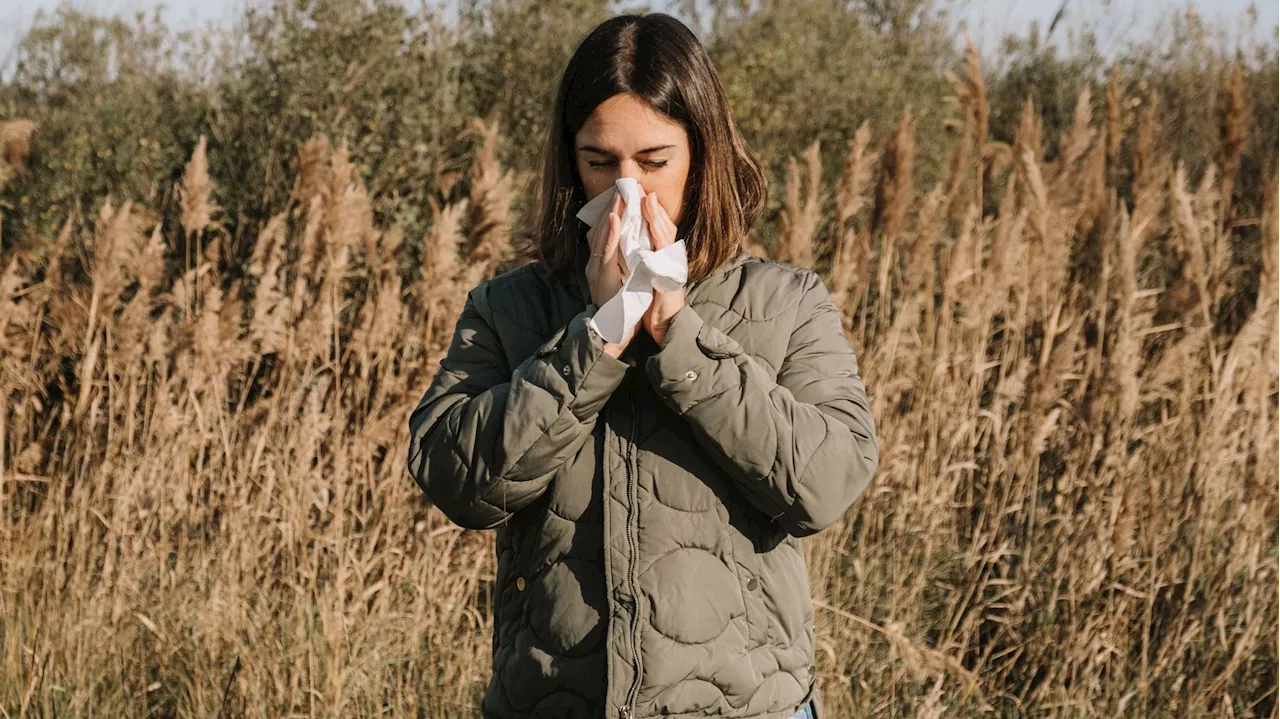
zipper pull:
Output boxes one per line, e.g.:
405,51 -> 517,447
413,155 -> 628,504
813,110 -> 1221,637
620,706 -> 633,719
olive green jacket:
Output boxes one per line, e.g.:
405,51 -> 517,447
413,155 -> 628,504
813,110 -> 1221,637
408,246 -> 878,719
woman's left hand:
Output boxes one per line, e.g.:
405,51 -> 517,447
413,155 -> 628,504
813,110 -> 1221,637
641,191 -> 686,347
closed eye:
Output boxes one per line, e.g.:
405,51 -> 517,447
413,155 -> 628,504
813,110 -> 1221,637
587,160 -> 668,169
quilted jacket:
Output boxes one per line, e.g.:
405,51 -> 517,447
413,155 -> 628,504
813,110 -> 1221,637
408,243 -> 878,719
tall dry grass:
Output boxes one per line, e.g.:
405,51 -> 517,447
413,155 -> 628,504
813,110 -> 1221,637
0,59 -> 1276,718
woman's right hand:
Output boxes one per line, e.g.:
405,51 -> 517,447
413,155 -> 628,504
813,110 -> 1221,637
585,191 -> 635,357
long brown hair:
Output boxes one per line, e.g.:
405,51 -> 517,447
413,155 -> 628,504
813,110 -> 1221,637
534,13 -> 766,284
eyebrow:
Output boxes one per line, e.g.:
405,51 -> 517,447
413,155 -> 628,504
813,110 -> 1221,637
577,144 -> 676,156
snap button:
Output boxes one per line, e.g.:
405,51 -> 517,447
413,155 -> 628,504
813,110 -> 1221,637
684,370 -> 698,381
516,576 -> 526,591
562,365 -> 571,376
745,576 -> 759,591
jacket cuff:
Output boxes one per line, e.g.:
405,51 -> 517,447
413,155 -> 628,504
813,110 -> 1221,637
646,305 -> 743,414
538,307 -> 629,419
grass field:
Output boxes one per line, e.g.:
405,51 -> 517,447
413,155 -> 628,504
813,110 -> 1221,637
0,36 -> 1276,718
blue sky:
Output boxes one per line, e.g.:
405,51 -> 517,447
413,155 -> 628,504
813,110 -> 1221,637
2,0 -> 1277,66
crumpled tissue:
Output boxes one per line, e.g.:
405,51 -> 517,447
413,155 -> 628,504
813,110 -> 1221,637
576,177 -> 688,344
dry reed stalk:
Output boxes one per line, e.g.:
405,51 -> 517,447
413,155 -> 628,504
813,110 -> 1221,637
289,143 -> 365,366
1217,65 -> 1247,228
1111,163 -> 1166,422
179,136 -> 218,240
294,195 -> 326,308
1134,89 -> 1159,191
1059,86 -> 1095,171
352,223 -> 406,381
906,185 -> 944,346
1203,171 -> 1275,487
1169,163 -> 1219,329
75,201 -> 156,419
981,171 -> 1024,313
466,118 -> 515,278
1104,68 -> 1123,179
1014,97 -> 1044,168
421,199 -> 470,365
779,140 -> 822,268
331,181 -> 376,263
248,213 -> 290,355
938,203 -> 986,363
875,109 -> 916,330
1262,173 -> 1277,307
877,110 -> 917,245
114,223 -> 167,368
1256,171 -> 1278,466
329,141 -> 355,204
1018,148 -> 1069,318
830,124 -> 877,311
944,41 -> 988,219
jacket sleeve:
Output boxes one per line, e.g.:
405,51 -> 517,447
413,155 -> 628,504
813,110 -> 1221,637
644,271 -> 878,537
408,284 -> 629,530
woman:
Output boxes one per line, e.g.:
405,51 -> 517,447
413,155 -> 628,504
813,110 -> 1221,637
408,13 -> 878,719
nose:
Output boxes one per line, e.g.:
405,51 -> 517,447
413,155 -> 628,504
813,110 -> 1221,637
618,160 -> 645,186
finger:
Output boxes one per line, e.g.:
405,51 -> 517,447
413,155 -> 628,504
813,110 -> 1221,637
644,193 -> 671,249
613,217 -> 629,276
641,192 -> 660,247
587,221 -> 605,260
589,201 -> 617,255
602,213 -> 621,260
652,193 -> 678,243
586,216 -> 600,254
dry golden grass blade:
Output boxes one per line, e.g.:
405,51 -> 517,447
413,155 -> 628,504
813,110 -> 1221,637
779,140 -> 822,268
1262,171 -> 1278,295
830,124 -> 877,310
877,109 -> 916,246
776,157 -> 800,263
466,117 -> 515,277
114,222 -> 168,367
249,213 -> 290,356
907,185 -> 944,295
875,109 -> 916,330
1014,97 -> 1043,168
1104,68 -> 1123,178
1134,89 -> 1159,191
1169,163 -> 1213,326
179,135 -> 218,239
836,123 -> 876,230
1059,86 -> 1095,171
944,41 -> 988,218
422,199 -> 470,360
1218,65 -> 1247,227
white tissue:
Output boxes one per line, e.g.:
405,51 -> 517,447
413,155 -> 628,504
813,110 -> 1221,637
576,178 -> 688,344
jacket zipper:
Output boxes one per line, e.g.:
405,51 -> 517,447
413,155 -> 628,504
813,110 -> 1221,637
621,391 -> 642,719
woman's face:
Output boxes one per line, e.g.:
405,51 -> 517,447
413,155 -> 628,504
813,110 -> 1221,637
574,92 -> 692,225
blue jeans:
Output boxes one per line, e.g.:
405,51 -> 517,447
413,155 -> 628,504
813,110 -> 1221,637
789,702 -> 816,719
